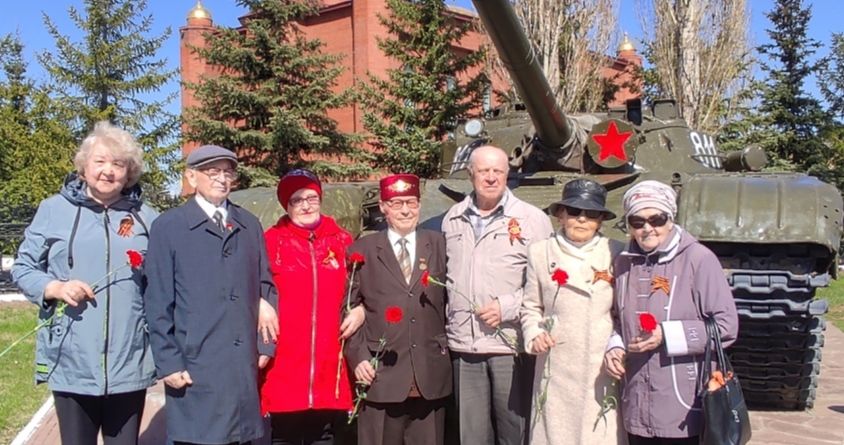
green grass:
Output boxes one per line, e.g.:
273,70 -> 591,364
0,303 -> 50,445
817,277 -> 844,331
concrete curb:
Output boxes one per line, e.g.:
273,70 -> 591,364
10,396 -> 54,445
0,293 -> 26,302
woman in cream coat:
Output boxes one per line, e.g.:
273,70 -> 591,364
521,179 -> 625,445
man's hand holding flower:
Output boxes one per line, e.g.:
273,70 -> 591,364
478,299 -> 502,328
354,360 -> 376,385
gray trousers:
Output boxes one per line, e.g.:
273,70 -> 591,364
452,353 -> 534,445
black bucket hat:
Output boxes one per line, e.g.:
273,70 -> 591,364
548,178 -> 616,219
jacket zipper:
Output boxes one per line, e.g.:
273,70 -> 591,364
103,210 -> 111,395
307,235 -> 318,407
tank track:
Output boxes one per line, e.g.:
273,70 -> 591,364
725,269 -> 827,410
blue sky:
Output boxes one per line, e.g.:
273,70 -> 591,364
0,0 -> 839,115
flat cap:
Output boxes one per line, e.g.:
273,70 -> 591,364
186,145 -> 238,168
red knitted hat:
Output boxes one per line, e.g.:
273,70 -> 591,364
277,169 -> 323,209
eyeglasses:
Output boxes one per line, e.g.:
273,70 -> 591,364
198,167 -> 236,180
384,198 -> 420,210
563,206 -> 603,219
289,195 -> 321,207
627,213 -> 670,229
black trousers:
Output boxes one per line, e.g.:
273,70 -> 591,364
358,397 -> 448,445
628,434 -> 700,445
270,410 -> 345,445
174,442 -> 250,445
53,389 -> 146,445
173,442 -> 251,445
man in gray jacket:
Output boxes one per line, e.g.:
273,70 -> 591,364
442,145 -> 553,445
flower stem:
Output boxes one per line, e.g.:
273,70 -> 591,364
0,302 -> 66,360
428,277 -> 518,351
90,263 -> 131,291
335,339 -> 346,399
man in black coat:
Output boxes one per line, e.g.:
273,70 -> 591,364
145,145 -> 278,445
345,174 -> 452,445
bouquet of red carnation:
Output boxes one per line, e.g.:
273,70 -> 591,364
348,306 -> 403,424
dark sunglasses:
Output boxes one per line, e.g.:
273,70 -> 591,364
627,213 -> 670,229
563,206 -> 603,219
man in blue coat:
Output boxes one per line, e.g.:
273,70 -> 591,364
145,145 -> 278,444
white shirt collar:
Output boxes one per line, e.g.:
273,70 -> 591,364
387,229 -> 417,268
194,195 -> 228,220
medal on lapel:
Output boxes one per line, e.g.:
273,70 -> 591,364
322,248 -> 340,269
591,267 -> 614,285
651,276 -> 670,294
507,218 -> 525,245
117,215 -> 134,237
418,257 -> 428,271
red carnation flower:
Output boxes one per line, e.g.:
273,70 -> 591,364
349,252 -> 365,265
639,312 -> 658,333
385,306 -> 403,324
420,270 -> 430,287
127,250 -> 144,269
551,269 -> 568,286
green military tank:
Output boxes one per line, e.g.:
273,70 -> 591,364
232,0 -> 842,410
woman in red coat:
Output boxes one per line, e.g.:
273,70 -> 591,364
261,169 -> 365,445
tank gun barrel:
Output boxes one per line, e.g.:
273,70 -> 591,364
471,0 -> 571,150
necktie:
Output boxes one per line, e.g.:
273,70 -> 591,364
212,210 -> 226,232
397,238 -> 411,284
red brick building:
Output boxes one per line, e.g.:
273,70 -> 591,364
179,0 -> 641,164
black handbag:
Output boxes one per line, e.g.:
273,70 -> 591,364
698,317 -> 751,445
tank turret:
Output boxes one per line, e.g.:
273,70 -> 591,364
471,0 -> 571,152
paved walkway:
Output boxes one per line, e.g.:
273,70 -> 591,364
13,326 -> 844,445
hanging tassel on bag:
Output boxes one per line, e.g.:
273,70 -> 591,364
698,316 -> 752,445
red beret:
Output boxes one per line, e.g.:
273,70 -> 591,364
380,174 -> 420,201
277,169 -> 322,209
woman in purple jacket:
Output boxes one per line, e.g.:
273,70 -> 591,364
603,180 -> 739,445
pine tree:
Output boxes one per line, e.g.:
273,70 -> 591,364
816,33 -> 844,187
38,0 -> 180,207
756,0 -> 829,170
819,33 -> 844,122
183,0 -> 367,185
360,0 -> 487,177
0,34 -> 75,234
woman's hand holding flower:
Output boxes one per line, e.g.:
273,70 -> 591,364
627,325 -> 664,353
531,331 -> 556,354
44,279 -> 95,307
340,305 -> 365,340
258,298 -> 279,344
603,348 -> 626,379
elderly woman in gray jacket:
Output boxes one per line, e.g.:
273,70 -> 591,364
603,180 -> 739,445
12,122 -> 157,445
